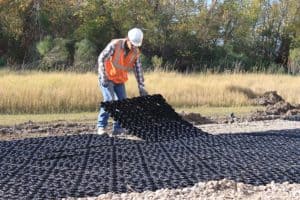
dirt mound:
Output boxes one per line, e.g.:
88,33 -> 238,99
254,91 -> 284,106
249,91 -> 300,121
180,91 -> 300,124
265,101 -> 295,115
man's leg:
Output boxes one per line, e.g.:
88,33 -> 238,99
97,80 -> 114,129
112,83 -> 127,132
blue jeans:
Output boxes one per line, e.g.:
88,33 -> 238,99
97,78 -> 127,130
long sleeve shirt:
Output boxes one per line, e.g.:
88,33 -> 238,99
97,39 -> 145,89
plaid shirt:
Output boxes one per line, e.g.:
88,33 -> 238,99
97,39 -> 145,89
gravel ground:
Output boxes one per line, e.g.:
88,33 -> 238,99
68,120 -> 300,200
199,119 -> 300,134
73,180 -> 300,200
1,119 -> 300,200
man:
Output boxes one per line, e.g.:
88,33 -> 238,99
97,28 -> 148,135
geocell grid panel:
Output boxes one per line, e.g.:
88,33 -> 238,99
0,94 -> 300,199
101,94 -> 208,141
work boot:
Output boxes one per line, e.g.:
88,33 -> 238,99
97,127 -> 107,135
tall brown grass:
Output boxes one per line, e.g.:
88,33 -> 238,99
142,71 -> 300,107
1,70 -> 299,113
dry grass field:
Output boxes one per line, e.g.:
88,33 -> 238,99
1,69 -> 300,200
0,69 -> 299,114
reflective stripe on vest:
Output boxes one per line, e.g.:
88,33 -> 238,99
111,40 -> 139,71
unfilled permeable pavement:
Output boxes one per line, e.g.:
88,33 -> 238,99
0,94 -> 300,199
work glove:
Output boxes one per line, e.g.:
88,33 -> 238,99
139,87 -> 148,96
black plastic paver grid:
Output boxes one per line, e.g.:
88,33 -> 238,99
0,94 -> 300,199
101,94 -> 208,142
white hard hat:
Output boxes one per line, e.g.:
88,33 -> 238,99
128,28 -> 143,47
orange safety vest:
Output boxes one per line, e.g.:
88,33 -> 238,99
105,39 -> 140,83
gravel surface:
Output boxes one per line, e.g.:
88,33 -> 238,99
67,120 -> 300,200
72,180 -> 300,200
200,119 -> 300,134
1,119 -> 300,200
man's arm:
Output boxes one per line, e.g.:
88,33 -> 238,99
98,41 -> 115,85
133,57 -> 148,96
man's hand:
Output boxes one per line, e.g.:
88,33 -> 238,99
102,80 -> 115,100
139,87 -> 148,96
101,80 -> 113,88
101,80 -> 108,88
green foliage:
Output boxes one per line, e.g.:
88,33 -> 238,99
36,36 -> 53,56
73,39 -> 97,72
1,0 -> 300,72
39,38 -> 70,70
151,55 -> 163,71
73,0 -> 112,48
266,64 -> 286,74
289,48 -> 300,74
140,54 -> 152,71
0,57 -> 6,67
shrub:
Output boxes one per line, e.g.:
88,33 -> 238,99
266,63 -> 286,74
39,38 -> 71,70
0,57 -> 6,67
36,36 -> 53,56
289,48 -> 300,74
151,55 -> 163,71
73,39 -> 97,72
140,54 -> 152,71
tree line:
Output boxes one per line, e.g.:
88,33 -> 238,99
0,0 -> 300,73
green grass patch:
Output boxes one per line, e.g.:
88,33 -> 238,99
0,112 -> 97,126
176,106 -> 263,117
0,106 -> 263,126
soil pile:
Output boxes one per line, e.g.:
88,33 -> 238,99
250,91 -> 300,121
180,91 -> 300,124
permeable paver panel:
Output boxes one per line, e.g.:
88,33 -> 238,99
1,132 -> 300,199
101,94 -> 208,142
1,95 -> 300,199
